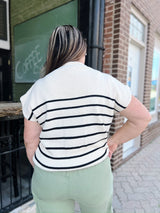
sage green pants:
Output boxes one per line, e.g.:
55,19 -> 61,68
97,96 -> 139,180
31,157 -> 113,213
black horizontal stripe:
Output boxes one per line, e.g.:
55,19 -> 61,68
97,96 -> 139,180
34,148 -> 108,170
28,111 -> 34,120
45,137 -> 108,150
40,113 -> 114,125
40,131 -> 107,140
38,141 -> 107,160
42,122 -> 112,132
36,104 -> 117,119
32,94 -> 126,112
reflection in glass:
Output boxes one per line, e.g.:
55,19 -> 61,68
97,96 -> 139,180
130,14 -> 145,42
150,49 -> 160,111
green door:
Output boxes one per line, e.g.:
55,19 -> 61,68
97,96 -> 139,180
14,0 -> 78,83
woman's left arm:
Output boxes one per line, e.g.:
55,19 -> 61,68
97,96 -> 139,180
24,118 -> 42,167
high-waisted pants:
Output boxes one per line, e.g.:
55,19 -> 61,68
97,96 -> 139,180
31,157 -> 113,213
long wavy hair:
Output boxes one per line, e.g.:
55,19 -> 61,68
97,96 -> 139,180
44,25 -> 87,76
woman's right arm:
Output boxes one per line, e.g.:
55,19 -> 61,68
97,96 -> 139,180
107,96 -> 152,158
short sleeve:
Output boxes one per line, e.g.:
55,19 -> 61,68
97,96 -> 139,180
110,76 -> 132,112
20,86 -> 37,121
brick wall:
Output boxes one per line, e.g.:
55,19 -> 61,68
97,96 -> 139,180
10,0 -> 72,101
103,0 -> 160,170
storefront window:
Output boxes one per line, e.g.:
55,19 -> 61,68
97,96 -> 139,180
0,0 -> 7,41
150,49 -> 160,112
159,85 -> 160,109
123,8 -> 147,159
0,0 -> 10,50
130,14 -> 145,42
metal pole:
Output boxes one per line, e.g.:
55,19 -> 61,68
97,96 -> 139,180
98,0 -> 105,70
88,0 -> 93,67
88,0 -> 105,71
91,0 -> 100,69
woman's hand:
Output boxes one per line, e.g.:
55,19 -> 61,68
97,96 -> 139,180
107,138 -> 118,159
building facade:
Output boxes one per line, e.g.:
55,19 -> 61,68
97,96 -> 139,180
103,0 -> 160,169
0,0 -> 160,212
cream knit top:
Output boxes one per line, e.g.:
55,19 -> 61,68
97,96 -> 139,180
20,62 -> 131,171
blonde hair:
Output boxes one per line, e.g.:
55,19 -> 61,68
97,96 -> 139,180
44,25 -> 87,75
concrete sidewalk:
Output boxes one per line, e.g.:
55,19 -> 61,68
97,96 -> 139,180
113,136 -> 160,213
11,136 -> 160,213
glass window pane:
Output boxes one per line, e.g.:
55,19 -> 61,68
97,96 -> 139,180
150,49 -> 160,111
159,82 -> 160,108
130,14 -> 145,42
159,86 -> 160,106
127,43 -> 140,97
0,1 -> 7,41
